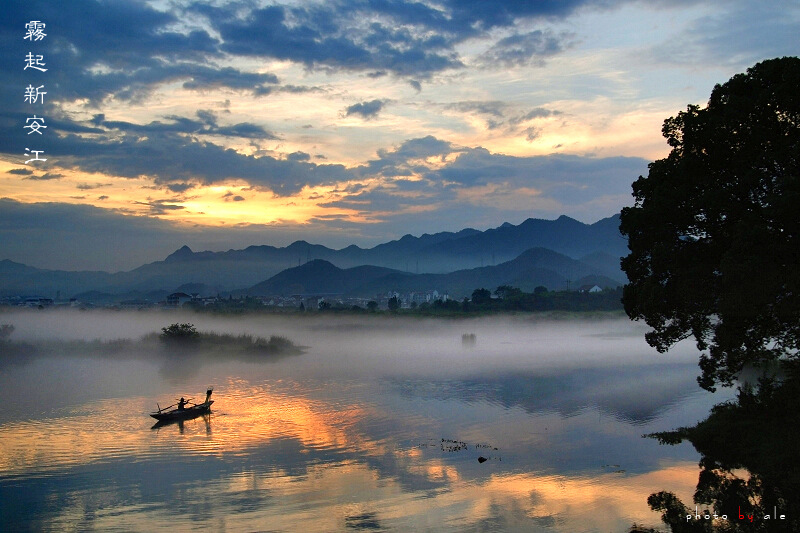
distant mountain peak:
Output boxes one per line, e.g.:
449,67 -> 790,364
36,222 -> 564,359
164,245 -> 194,262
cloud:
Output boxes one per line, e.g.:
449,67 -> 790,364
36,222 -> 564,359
7,168 -> 33,175
133,199 -> 187,216
0,123 -> 352,195
166,183 -> 196,193
76,183 -> 112,190
344,99 -> 389,120
205,3 -> 464,79
1,0 -> 226,108
524,127 -> 541,142
360,136 -> 461,179
89,112 -> 279,140
446,101 -> 563,132
479,30 -> 572,68
24,172 -> 63,181
646,2 -> 800,69
325,137 -> 647,226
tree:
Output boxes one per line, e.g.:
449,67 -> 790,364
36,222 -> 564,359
495,285 -> 522,299
471,288 -> 492,305
387,296 -> 399,311
160,323 -> 200,344
620,57 -> 800,391
366,300 -> 378,312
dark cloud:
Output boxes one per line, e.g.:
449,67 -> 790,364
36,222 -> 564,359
344,99 -> 388,120
76,183 -> 111,190
360,136 -> 459,178
510,108 -> 563,124
287,152 -> 311,162
1,118 -> 351,195
524,127 -> 541,142
180,66 -> 279,92
134,199 -> 186,216
89,112 -> 279,140
480,30 -> 571,68
0,0 -> 289,131
24,172 -> 63,181
206,3 -> 464,79
166,183 -> 195,193
232,195 -> 245,202
377,136 -> 455,161
7,168 -> 33,175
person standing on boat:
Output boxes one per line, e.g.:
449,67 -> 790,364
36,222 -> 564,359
178,397 -> 187,411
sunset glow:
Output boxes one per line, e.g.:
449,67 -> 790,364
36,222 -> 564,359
2,1 -> 797,270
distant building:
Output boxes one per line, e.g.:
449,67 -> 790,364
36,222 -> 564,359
577,284 -> 602,293
22,297 -> 53,308
166,292 -> 193,307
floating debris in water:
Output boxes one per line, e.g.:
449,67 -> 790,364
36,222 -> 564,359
408,438 -> 502,463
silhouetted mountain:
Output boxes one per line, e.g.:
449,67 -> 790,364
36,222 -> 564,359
0,259 -> 114,298
247,260 -> 404,296
0,214 -> 627,301
245,248 -> 625,298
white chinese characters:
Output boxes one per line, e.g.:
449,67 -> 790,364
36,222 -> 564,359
23,20 -> 48,165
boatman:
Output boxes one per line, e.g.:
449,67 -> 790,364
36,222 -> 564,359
178,397 -> 187,410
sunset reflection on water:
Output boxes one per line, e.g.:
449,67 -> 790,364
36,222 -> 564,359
0,314 -> 728,531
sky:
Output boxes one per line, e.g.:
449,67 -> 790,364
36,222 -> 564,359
1,0 -> 798,271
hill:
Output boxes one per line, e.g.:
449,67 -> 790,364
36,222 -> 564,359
0,214 -> 627,301
245,248 -> 625,299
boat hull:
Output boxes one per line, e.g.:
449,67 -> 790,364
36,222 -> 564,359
150,400 -> 213,421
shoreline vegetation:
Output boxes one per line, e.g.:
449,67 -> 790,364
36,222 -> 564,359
1,285 -> 625,316
0,322 -> 305,364
155,285 -> 621,316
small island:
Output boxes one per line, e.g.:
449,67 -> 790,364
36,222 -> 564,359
0,322 -> 304,364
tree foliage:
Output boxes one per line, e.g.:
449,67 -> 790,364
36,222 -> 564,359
160,322 -> 200,343
620,57 -> 800,390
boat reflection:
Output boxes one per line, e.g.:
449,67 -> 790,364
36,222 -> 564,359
151,413 -> 213,434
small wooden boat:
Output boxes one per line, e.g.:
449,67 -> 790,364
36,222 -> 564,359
151,388 -> 214,422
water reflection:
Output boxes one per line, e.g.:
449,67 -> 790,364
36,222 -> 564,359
151,413 -> 213,433
0,370 -> 716,531
643,367 -> 800,532
0,313 -> 730,531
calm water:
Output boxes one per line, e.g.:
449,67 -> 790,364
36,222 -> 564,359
0,311 -> 731,532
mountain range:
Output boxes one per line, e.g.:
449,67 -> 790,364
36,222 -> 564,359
0,214 -> 628,301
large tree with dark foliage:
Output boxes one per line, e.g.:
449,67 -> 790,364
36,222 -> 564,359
620,57 -> 800,391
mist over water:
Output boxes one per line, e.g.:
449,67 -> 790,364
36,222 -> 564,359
0,310 -> 728,531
